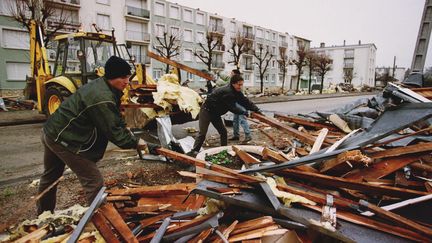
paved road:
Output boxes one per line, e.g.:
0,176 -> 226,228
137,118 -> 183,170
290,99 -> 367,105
0,95 -> 373,186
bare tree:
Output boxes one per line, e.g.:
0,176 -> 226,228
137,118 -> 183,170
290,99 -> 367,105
277,47 -> 290,93
292,45 -> 308,92
153,30 -> 182,73
8,0 -> 75,46
305,51 -> 318,94
253,44 -> 274,93
315,53 -> 333,94
376,67 -> 396,87
228,32 -> 252,69
193,32 -> 221,72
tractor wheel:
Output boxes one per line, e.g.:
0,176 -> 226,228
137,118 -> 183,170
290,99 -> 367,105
44,85 -> 71,116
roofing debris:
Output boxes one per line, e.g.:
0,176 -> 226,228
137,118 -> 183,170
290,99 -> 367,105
3,82 -> 432,242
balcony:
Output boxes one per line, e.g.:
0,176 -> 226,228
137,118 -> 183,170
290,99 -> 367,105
47,0 -> 80,9
212,61 -> 225,69
344,63 -> 354,69
244,64 -> 254,71
280,41 -> 288,48
241,32 -> 255,40
213,44 -> 225,52
134,55 -> 151,65
209,24 -> 225,35
344,53 -> 354,58
47,18 -> 80,32
126,31 -> 150,42
125,5 -> 150,21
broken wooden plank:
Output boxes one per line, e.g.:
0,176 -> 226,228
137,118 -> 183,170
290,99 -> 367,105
138,214 -> 215,242
207,187 -> 242,195
214,220 -> 238,243
274,113 -> 338,131
14,225 -> 49,243
319,150 -> 372,174
309,128 -> 329,154
92,211 -> 121,243
228,225 -> 285,242
120,205 -> 171,214
371,126 -> 432,147
107,196 -> 131,202
261,147 -> 318,173
199,173 -> 245,185
279,169 -> 429,198
108,183 -> 195,196
156,148 -> 264,183
258,128 -> 276,145
343,155 -> 419,181
368,142 -> 432,159
232,146 -> 261,164
411,161 -> 432,173
99,204 -> 138,243
305,205 -> 430,242
139,213 -> 173,228
188,228 -> 213,243
231,216 -> 275,235
251,113 -> 331,146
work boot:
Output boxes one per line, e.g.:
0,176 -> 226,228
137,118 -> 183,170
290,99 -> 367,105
242,136 -> 252,144
229,136 -> 240,141
186,150 -> 199,158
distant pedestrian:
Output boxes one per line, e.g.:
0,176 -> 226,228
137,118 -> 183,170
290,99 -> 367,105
189,74 -> 261,155
229,69 -> 252,143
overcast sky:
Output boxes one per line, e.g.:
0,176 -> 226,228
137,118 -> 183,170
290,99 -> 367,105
174,0 -> 430,69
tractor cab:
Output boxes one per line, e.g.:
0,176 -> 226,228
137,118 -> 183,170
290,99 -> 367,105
52,32 -> 119,87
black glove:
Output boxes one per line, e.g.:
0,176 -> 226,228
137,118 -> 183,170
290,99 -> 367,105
147,142 -> 161,155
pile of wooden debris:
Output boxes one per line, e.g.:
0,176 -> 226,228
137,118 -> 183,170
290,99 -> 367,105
4,83 -> 432,242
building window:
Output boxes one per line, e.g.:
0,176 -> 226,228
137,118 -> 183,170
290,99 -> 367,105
187,72 -> 194,80
153,69 -> 163,80
96,0 -> 109,5
265,31 -> 270,40
184,49 -> 193,61
195,50 -> 204,62
183,9 -> 193,22
256,29 -> 263,38
184,29 -> 193,42
170,26 -> 180,36
2,29 -> 29,49
272,32 -> 276,41
155,2 -> 165,16
271,74 -> 276,82
6,62 -> 30,81
155,24 -> 165,37
272,46 -> 276,55
169,5 -> 180,19
272,60 -> 276,68
96,14 -> 111,30
196,31 -> 205,43
244,73 -> 250,81
126,21 -> 146,41
129,44 -> 147,63
196,12 -> 205,25
230,21 -> 236,33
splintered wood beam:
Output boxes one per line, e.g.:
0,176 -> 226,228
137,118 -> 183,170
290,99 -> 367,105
309,128 -> 329,154
274,113 -> 339,131
343,155 -> 419,181
305,205 -> 430,242
138,214 -> 215,242
228,226 -> 285,242
279,169 -> 429,198
99,204 -> 138,243
200,173 -> 245,185
231,216 -> 275,236
92,211 -> 121,243
139,213 -> 173,228
156,148 -> 264,183
232,146 -> 261,164
261,147 -> 318,173
108,183 -> 195,196
214,220 -> 238,243
371,126 -> 432,147
107,196 -> 131,201
368,142 -> 432,159
251,113 -> 331,146
188,228 -> 213,243
319,150 -> 371,173
410,161 -> 432,173
147,51 -> 213,80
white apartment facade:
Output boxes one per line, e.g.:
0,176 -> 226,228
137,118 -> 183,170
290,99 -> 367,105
311,42 -> 377,88
0,0 -> 309,94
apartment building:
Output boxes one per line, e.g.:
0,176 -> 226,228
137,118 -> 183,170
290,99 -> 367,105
311,41 -> 377,88
0,0 -> 309,95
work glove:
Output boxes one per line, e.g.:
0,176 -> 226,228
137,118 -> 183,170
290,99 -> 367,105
137,138 -> 149,154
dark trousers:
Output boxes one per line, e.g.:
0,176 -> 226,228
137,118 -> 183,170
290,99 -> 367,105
192,108 -> 227,152
37,131 -> 104,214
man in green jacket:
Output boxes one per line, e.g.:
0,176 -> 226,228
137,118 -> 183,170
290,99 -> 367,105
38,56 -> 150,214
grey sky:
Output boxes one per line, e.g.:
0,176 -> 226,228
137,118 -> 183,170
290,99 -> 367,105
174,0 -> 429,69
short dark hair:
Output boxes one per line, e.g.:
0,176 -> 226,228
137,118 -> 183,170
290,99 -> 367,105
230,74 -> 244,84
232,69 -> 241,75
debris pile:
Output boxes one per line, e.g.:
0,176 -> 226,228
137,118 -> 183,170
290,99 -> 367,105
0,97 -> 36,111
4,83 -> 432,242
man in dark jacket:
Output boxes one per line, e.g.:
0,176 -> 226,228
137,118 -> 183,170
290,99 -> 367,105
38,56 -> 150,214
190,74 -> 261,154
